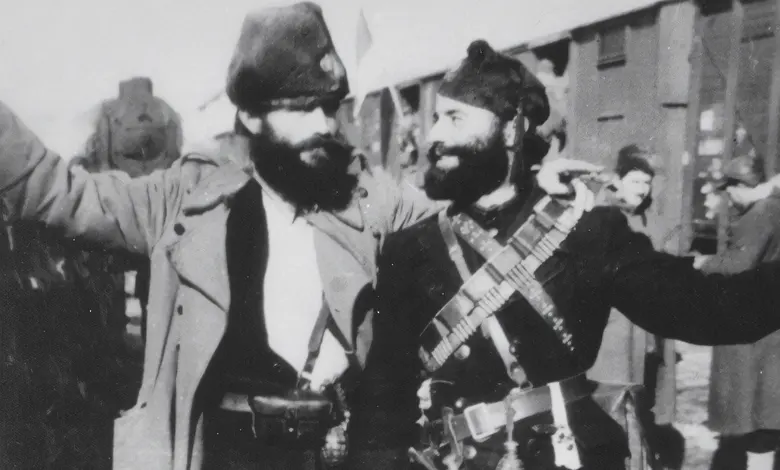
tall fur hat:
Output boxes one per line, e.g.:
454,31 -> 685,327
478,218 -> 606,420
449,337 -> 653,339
439,40 -> 550,128
226,2 -> 349,114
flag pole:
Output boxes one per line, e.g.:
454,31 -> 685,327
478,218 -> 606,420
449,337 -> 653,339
197,90 -> 225,112
387,85 -> 406,119
353,8 -> 407,122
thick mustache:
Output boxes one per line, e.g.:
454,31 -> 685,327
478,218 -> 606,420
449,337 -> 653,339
427,143 -> 463,163
294,134 -> 345,152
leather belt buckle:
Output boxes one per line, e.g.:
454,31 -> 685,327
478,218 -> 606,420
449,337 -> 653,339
462,402 -> 495,442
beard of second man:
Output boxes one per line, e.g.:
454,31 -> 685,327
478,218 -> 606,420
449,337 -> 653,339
423,124 -> 510,206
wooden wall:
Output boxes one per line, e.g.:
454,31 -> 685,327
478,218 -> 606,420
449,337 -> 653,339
686,0 -> 778,251
569,4 -> 698,253
341,1 -> 718,255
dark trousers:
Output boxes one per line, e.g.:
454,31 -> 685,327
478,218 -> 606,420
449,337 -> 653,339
202,409 -> 321,470
345,448 -> 411,470
710,431 -> 780,470
347,445 -> 627,470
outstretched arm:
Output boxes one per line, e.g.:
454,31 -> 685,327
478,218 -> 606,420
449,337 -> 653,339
603,208 -> 780,345
740,174 -> 780,205
0,101 -> 185,255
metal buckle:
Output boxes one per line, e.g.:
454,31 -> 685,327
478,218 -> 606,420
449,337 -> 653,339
463,402 -> 496,442
408,447 -> 439,470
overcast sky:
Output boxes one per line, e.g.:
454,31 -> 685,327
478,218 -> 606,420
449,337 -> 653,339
0,0 -> 644,155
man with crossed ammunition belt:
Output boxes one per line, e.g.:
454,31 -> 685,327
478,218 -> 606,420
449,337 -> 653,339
350,40 -> 780,470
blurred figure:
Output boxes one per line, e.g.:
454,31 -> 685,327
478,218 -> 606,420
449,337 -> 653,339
0,215 -> 122,469
695,154 -> 780,470
0,77 -> 181,470
79,76 -> 183,342
396,113 -> 424,189
589,144 -> 684,470
79,77 -> 182,177
535,56 -> 569,162
589,145 -> 656,384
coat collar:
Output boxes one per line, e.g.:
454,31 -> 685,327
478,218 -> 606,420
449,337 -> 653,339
182,133 -> 370,228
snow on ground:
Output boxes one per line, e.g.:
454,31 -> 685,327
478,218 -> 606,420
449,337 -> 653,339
675,343 -> 717,470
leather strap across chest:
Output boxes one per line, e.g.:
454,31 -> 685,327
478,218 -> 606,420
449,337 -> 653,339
297,295 -> 359,390
419,195 -> 585,373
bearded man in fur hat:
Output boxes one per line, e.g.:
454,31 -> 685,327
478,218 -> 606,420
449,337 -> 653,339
0,3 -> 447,469
350,40 -> 780,470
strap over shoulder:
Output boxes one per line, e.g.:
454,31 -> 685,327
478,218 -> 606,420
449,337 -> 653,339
419,182 -> 604,373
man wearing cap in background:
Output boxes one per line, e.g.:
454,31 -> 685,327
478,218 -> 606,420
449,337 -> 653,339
0,2 -> 448,469
694,154 -> 780,470
356,39 -> 780,470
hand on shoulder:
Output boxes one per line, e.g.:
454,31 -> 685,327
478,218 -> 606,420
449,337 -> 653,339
535,158 -> 608,215
534,158 -> 605,195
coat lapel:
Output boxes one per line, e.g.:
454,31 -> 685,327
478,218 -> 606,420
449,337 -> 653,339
167,208 -> 231,312
168,163 -> 252,312
167,149 -> 379,365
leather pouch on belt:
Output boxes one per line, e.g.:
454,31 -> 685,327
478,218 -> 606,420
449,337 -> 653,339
248,389 -> 336,445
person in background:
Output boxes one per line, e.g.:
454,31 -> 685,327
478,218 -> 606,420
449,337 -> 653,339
588,144 -> 683,469
695,154 -> 780,470
0,3 -> 443,469
396,113 -> 425,190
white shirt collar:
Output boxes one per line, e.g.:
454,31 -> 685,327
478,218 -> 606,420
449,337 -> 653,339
252,170 -> 300,223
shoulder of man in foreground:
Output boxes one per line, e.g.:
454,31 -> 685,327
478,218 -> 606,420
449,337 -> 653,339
360,158 -> 445,233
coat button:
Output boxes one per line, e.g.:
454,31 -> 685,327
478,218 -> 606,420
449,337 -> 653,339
174,223 -> 185,235
357,187 -> 368,198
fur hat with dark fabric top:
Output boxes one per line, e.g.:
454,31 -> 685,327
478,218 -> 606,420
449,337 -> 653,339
438,40 -> 550,127
226,2 -> 349,113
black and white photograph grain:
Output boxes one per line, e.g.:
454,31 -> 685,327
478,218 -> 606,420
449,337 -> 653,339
2,0 -> 780,469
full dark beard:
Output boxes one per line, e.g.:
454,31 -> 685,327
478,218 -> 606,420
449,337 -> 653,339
423,134 -> 509,205
248,132 -> 358,213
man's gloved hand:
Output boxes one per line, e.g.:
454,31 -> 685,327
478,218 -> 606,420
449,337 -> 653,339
535,159 -> 605,215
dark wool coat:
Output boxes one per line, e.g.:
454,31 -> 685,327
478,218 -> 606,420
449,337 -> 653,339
354,188 -> 780,467
588,188 -> 677,426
